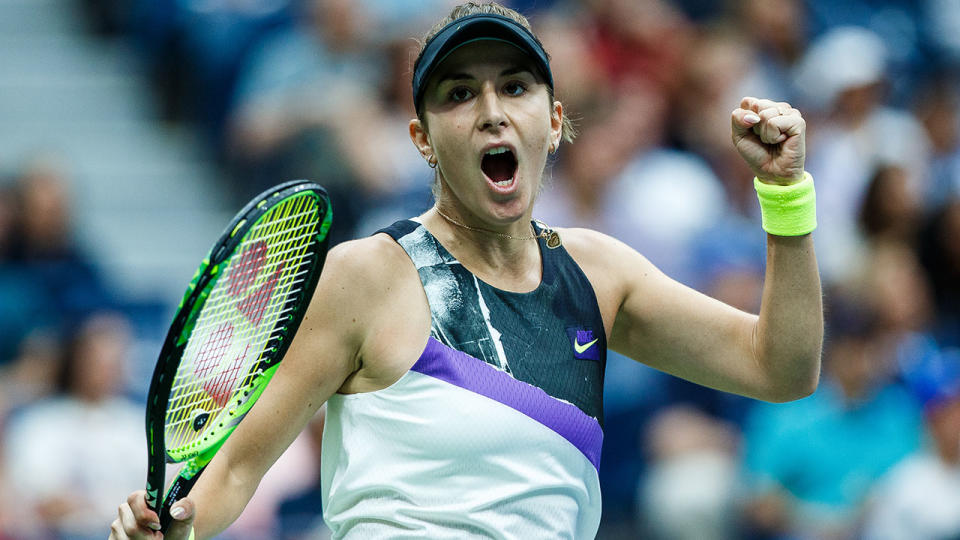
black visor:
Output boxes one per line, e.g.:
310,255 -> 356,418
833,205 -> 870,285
412,13 -> 554,113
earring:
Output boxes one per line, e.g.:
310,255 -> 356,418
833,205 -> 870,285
427,155 -> 438,169
549,142 -> 557,154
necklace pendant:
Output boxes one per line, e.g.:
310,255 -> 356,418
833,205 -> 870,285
545,230 -> 562,249
533,220 -> 562,248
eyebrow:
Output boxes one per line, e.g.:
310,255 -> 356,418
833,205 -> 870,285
434,66 -> 533,87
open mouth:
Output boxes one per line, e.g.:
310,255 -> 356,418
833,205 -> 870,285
481,147 -> 518,186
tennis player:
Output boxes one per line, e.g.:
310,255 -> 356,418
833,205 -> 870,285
110,3 -> 822,539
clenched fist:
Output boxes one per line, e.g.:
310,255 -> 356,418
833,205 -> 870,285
731,97 -> 806,185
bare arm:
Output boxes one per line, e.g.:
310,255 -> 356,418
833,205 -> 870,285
753,233 -> 822,400
589,97 -> 822,402
585,232 -> 819,403
111,239 -> 390,539
732,97 -> 823,400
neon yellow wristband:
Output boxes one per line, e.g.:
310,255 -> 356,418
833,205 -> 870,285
187,527 -> 196,540
754,172 -> 817,236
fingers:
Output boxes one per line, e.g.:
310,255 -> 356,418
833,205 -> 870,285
110,518 -> 127,540
127,490 -> 162,532
731,107 -> 761,138
166,497 -> 197,540
740,97 -> 791,114
764,112 -> 805,141
110,491 -> 160,540
756,107 -> 787,144
118,503 -> 140,533
732,97 -> 804,144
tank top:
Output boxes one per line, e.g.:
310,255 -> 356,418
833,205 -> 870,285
320,219 -> 606,539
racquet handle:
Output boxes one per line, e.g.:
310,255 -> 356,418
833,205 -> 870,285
159,468 -> 204,533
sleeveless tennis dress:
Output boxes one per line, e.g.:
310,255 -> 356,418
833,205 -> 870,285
320,219 -> 606,539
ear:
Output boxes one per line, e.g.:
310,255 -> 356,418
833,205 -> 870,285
550,100 -> 564,150
409,118 -> 434,161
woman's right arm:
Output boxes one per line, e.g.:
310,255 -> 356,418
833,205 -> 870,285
111,239 -> 380,539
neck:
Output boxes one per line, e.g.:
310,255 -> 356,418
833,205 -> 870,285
422,206 -> 543,292
434,205 -> 540,241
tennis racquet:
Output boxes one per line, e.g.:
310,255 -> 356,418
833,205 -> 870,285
144,180 -> 332,532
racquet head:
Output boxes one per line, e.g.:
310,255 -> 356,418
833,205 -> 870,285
144,180 -> 331,531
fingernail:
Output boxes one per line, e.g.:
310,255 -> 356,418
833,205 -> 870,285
745,113 -> 761,124
148,522 -> 161,531
170,506 -> 186,520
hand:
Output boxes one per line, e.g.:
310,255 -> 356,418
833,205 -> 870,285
731,97 -> 806,185
109,490 -> 195,540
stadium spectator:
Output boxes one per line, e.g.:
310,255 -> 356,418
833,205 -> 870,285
863,348 -> 960,540
535,85 -> 667,238
922,0 -> 960,66
740,302 -> 922,539
638,405 -> 741,540
733,0 -> 807,87
0,330 -> 61,421
0,159 -> 112,364
860,243 -> 934,343
803,0 -> 923,98
578,0 -> 692,94
2,313 -> 144,539
159,0 -> 293,143
0,330 -> 61,539
858,165 -> 924,246
672,28 -> 767,215
797,26 -> 932,283
918,200 -> 960,348
532,10 -> 607,124
226,0 -> 459,240
913,73 -> 960,210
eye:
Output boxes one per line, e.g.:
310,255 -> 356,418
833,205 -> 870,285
503,81 -> 527,97
448,86 -> 474,103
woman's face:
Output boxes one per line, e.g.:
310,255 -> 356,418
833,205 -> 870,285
410,41 -> 562,227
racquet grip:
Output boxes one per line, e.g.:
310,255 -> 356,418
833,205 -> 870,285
159,468 -> 205,533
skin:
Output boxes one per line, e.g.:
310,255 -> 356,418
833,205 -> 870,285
111,40 -> 822,539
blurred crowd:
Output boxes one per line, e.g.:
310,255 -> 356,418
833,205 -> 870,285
2,0 -> 960,538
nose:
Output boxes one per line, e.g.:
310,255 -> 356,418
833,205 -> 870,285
476,83 -> 508,132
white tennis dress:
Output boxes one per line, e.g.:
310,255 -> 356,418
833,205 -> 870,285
320,220 -> 606,539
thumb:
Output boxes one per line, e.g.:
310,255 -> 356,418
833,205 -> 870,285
166,498 -> 196,540
731,107 -> 761,139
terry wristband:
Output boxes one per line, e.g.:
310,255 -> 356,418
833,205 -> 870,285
754,172 -> 817,236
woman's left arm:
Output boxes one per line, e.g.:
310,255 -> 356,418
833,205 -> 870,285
589,97 -> 822,403
730,96 -> 822,400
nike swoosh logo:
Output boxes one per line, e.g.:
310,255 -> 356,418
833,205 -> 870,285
574,338 -> 599,354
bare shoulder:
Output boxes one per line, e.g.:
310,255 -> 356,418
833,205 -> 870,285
557,227 -> 626,259
554,227 -> 662,337
322,233 -> 412,289
315,233 -> 430,389
304,234 -> 417,348
557,227 -> 658,278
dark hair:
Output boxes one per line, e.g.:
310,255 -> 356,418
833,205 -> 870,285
414,2 -> 576,142
858,164 -> 916,238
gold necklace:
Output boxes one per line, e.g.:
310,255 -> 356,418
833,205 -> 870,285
433,206 -> 562,248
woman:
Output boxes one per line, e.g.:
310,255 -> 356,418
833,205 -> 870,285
111,3 -> 822,539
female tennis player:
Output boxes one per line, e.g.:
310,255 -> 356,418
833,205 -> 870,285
111,3 -> 822,538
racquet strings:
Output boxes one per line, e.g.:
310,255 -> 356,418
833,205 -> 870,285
164,193 -> 321,457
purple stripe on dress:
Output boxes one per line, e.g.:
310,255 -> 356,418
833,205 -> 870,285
411,337 -> 603,470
